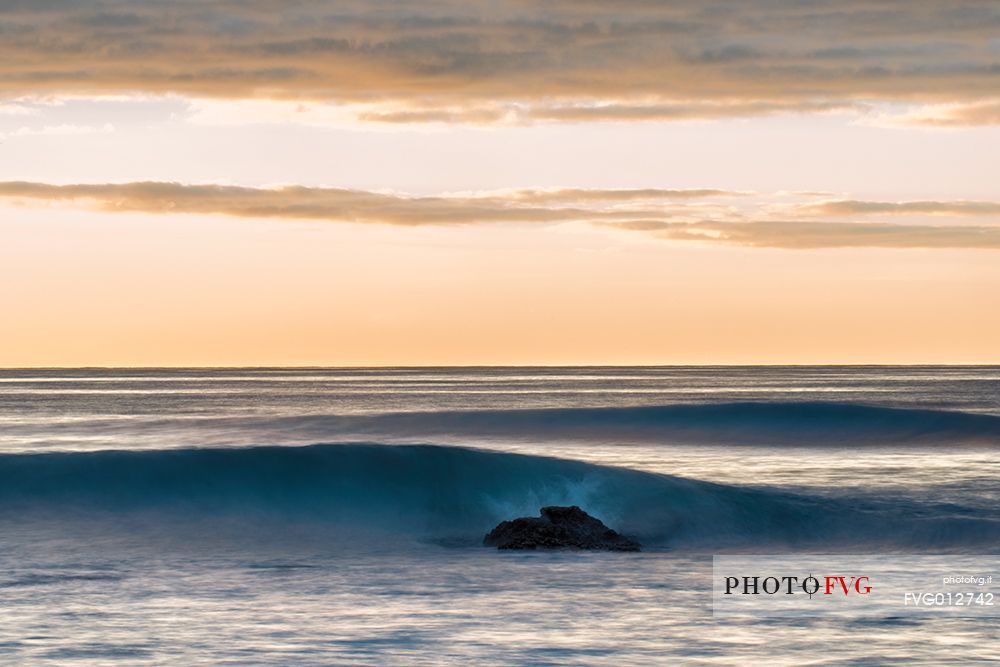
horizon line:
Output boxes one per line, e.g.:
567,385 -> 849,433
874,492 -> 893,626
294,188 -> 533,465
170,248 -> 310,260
2,363 -> 999,371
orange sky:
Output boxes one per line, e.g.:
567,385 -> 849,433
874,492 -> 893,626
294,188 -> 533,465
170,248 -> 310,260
2,207 -> 998,366
1,1 -> 999,366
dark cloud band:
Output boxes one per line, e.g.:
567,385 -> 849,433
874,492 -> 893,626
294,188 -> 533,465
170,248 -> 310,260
0,1 -> 998,123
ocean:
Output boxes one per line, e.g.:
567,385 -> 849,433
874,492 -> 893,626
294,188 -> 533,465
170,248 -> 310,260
1,367 -> 998,664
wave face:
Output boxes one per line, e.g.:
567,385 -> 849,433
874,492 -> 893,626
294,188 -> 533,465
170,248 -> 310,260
241,402 -> 1000,447
2,443 -> 998,551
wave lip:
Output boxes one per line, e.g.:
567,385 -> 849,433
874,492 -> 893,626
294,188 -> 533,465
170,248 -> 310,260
1,443 -> 998,551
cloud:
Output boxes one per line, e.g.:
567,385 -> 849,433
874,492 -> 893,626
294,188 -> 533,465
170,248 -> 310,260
608,220 -> 1000,250
0,181 -> 727,226
873,99 -> 1000,127
505,188 -> 746,203
923,101 -> 1000,127
0,1 -> 999,123
358,101 -> 865,124
2,180 -> 999,250
797,200 -> 1000,217
518,101 -> 863,124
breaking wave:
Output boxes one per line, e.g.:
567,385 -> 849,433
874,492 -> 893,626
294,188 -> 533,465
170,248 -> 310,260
1,443 -> 997,551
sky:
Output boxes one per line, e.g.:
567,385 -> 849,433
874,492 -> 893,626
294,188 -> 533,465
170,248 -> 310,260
1,0 -> 999,366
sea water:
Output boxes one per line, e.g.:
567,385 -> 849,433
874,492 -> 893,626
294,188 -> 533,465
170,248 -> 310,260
0,367 -> 998,664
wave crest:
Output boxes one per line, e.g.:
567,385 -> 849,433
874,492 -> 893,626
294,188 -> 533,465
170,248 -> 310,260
2,443 -> 997,551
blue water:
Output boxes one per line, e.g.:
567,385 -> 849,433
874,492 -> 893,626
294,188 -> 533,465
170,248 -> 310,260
1,367 -> 999,664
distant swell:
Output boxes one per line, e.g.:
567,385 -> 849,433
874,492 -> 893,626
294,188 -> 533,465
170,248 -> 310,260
1,443 -> 997,551
250,402 -> 1000,446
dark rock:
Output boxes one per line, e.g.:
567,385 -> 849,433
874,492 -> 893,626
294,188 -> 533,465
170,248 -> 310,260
483,505 -> 641,551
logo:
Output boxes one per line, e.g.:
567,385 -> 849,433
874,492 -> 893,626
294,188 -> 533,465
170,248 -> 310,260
723,574 -> 872,598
